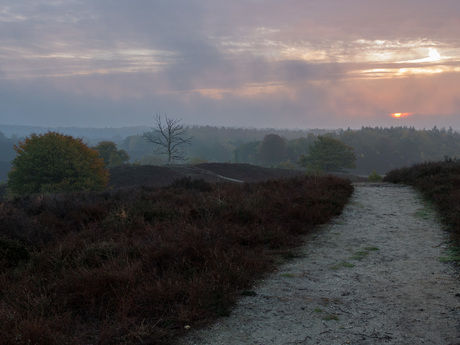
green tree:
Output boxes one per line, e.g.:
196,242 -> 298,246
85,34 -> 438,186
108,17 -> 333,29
286,134 -> 316,163
298,135 -> 356,173
234,141 -> 261,164
259,134 -> 287,166
8,132 -> 109,195
93,141 -> 129,167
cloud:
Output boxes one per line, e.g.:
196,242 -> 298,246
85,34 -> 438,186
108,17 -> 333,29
1,0 -> 460,130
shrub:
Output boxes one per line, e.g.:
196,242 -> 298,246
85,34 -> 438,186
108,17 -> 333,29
8,132 -> 108,196
368,170 -> 382,182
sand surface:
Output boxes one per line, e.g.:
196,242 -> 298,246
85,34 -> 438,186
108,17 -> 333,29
177,183 -> 460,345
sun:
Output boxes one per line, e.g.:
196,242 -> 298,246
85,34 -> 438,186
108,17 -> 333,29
391,112 -> 413,118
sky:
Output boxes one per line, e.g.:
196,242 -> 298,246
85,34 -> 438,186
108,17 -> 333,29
1,0 -> 460,130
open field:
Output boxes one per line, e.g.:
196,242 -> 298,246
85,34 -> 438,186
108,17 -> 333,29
0,164 -> 353,344
107,163 -> 307,189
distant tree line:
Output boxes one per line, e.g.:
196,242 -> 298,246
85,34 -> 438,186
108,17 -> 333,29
2,125 -> 460,182
232,126 -> 460,174
121,127 -> 325,166
338,126 -> 460,174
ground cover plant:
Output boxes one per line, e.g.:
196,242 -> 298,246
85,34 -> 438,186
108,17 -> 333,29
384,157 -> 460,257
0,175 -> 353,345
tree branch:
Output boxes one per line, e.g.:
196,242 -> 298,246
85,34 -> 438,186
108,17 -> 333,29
143,113 -> 192,164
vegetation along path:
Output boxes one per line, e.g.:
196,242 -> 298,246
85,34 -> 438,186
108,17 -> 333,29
178,183 -> 460,345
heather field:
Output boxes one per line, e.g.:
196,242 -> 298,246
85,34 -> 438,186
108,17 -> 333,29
0,169 -> 353,345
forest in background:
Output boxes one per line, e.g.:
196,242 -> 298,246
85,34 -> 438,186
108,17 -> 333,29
2,125 -> 460,182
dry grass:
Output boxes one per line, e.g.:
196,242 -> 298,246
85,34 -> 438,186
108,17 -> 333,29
0,173 -> 353,345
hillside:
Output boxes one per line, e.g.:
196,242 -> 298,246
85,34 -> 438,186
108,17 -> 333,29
108,163 -> 307,189
0,167 -> 353,345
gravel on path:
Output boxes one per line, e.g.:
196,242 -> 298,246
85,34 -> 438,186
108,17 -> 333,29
177,183 -> 460,345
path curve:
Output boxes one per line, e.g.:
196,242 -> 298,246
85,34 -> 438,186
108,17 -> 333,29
178,183 -> 460,345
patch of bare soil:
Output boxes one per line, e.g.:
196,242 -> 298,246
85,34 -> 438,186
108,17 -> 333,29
177,183 -> 460,345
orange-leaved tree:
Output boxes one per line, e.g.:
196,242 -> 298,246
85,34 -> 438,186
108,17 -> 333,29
8,131 -> 109,195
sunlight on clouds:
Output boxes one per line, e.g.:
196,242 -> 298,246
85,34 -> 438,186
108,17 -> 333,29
400,48 -> 443,63
354,64 -> 460,79
331,73 -> 460,120
192,82 -> 292,100
260,38 -> 460,82
353,69 -> 394,79
347,46 -> 460,79
279,45 -> 329,62
220,35 -> 456,75
1,0 -> 460,125
0,47 -> 176,79
191,88 -> 225,100
395,66 -> 454,76
349,40 -> 447,64
353,39 -> 402,62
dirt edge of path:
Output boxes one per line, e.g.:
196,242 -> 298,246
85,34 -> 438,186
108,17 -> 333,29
177,183 -> 460,345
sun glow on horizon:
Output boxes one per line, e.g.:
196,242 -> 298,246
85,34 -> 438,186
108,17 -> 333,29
391,112 -> 413,118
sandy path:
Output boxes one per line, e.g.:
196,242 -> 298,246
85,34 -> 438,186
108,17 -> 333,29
178,183 -> 460,345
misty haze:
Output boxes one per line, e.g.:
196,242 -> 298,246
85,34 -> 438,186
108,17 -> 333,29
1,1 -> 459,344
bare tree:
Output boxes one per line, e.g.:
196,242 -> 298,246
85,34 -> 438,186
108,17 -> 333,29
143,114 -> 192,164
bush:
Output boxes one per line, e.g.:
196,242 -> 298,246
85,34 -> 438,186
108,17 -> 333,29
8,132 -> 108,196
368,170 -> 382,182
